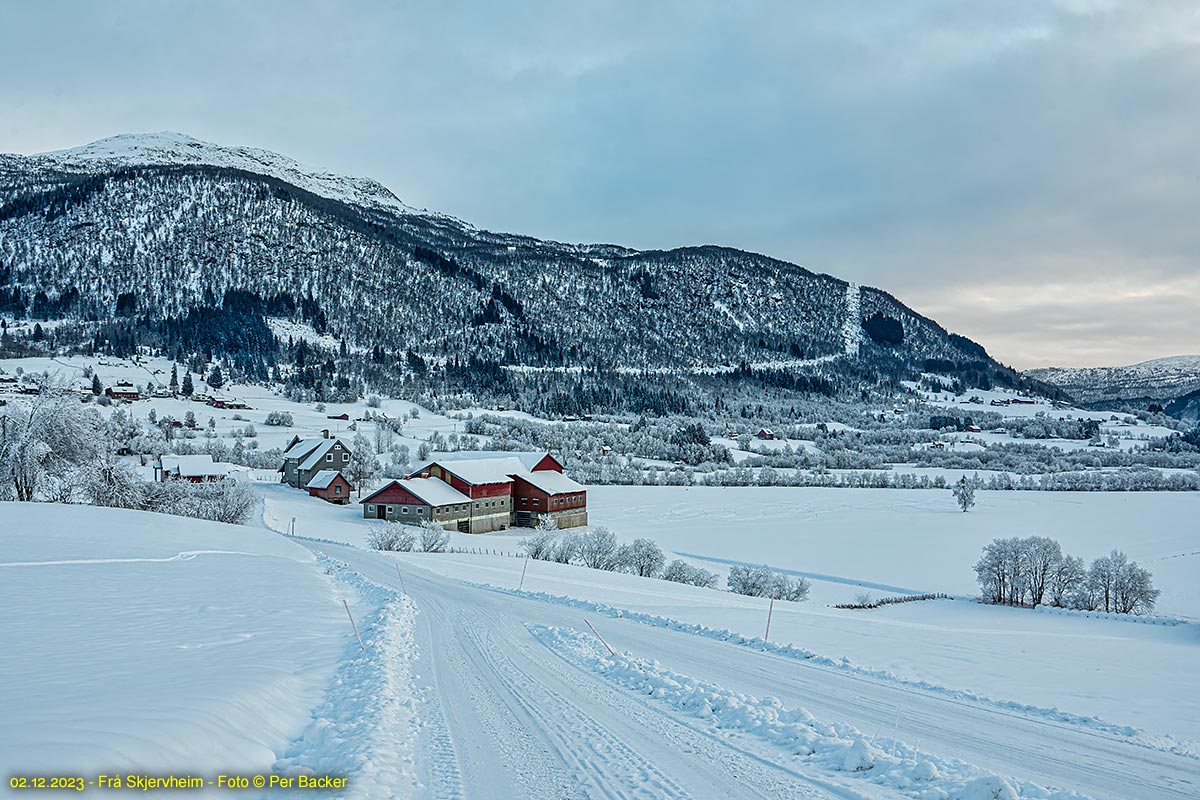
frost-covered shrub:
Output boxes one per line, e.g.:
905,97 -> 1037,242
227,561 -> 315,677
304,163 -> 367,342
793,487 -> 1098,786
578,527 -> 620,570
419,521 -> 450,553
521,530 -> 557,560
550,532 -> 581,564
616,538 -> 666,578
263,411 -> 293,426
662,559 -> 718,588
367,523 -> 415,552
366,395 -> 382,408
727,565 -> 810,602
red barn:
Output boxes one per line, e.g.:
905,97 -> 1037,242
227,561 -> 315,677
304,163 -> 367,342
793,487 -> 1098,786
306,470 -> 354,504
400,451 -> 585,532
360,476 -> 472,528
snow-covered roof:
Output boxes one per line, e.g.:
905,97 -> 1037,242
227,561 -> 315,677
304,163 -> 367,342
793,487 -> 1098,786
159,454 -> 229,478
362,477 -> 470,507
397,477 -> 471,507
305,470 -> 346,490
282,437 -> 326,459
285,438 -> 351,471
513,470 -> 585,496
413,452 -> 561,486
433,451 -> 555,471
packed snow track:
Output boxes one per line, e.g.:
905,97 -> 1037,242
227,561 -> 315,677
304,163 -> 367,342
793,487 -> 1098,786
314,542 -> 1198,800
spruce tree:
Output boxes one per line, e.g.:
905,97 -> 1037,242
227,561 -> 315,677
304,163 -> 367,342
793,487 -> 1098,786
169,364 -> 179,394
91,374 -> 102,396
207,365 -> 224,389
181,373 -> 194,396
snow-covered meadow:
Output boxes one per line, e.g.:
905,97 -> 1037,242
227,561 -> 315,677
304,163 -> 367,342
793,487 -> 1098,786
0,503 -> 351,778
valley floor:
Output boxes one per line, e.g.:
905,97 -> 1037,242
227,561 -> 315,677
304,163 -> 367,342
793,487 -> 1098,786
4,492 -> 1198,800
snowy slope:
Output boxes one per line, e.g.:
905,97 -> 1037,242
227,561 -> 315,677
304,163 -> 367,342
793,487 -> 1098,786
0,503 -> 348,779
1028,355 -> 1200,404
15,131 -> 444,219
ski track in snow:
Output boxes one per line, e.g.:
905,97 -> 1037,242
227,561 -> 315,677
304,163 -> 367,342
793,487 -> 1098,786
293,541 -> 1200,800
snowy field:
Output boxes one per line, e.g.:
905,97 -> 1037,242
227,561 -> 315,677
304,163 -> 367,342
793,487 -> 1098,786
257,483 -> 1200,748
0,503 -> 349,781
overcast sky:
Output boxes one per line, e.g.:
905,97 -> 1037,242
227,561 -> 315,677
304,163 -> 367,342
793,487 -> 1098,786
2,1 -> 1196,368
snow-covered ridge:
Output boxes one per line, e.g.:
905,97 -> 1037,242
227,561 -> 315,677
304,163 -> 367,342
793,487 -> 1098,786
12,131 -> 455,221
1027,354 -> 1200,403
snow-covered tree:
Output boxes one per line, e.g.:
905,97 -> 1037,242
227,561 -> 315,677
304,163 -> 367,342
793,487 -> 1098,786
578,527 -> 620,570
0,392 -> 105,501
952,475 -> 977,512
662,559 -> 718,588
206,365 -> 224,389
727,565 -> 810,601
168,364 -> 179,395
181,373 -> 194,396
346,431 -> 381,497
263,411 -> 293,426
617,538 -> 666,578
416,442 -> 432,461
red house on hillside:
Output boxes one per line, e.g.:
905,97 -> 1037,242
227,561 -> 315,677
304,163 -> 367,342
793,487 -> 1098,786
306,470 -> 354,504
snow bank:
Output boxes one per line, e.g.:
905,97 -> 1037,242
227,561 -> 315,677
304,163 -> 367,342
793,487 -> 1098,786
532,624 -> 1091,800
481,582 -> 1200,759
276,554 -> 424,798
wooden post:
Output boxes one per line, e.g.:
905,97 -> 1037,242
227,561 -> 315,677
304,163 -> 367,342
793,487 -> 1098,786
519,555 -> 529,591
342,599 -> 365,650
584,618 -> 616,656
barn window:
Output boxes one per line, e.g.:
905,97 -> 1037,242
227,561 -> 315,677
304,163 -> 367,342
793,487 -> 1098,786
532,498 -> 540,506
401,507 -> 409,514
335,485 -> 342,494
326,454 -> 333,462
342,453 -> 350,462
367,505 -> 375,513
521,497 -> 528,505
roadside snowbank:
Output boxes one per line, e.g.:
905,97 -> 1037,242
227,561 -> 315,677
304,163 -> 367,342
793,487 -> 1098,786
485,582 -> 1200,760
533,624 -> 1091,800
276,554 -> 423,798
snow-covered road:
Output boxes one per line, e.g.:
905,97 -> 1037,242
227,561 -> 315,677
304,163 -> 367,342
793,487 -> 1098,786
313,542 -> 1199,800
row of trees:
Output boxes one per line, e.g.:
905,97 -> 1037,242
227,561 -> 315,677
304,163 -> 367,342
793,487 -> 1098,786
974,536 -> 1159,614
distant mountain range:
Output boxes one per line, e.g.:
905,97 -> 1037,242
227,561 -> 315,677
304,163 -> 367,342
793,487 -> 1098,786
0,132 -> 1050,404
1027,356 -> 1200,409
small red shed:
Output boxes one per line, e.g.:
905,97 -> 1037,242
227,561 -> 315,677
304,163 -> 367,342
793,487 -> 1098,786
306,470 -> 354,504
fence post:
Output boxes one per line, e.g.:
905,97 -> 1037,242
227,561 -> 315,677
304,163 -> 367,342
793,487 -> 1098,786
342,599 -> 365,650
519,555 -> 529,591
584,618 -> 616,656
764,587 -> 777,643
395,563 -> 407,596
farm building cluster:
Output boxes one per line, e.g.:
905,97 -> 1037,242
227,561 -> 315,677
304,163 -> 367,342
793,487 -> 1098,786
278,431 -> 587,532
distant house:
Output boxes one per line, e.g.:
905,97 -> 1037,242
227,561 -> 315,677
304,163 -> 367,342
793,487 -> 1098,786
965,424 -> 982,433
1011,398 -> 1037,405
376,451 -> 585,532
306,470 -> 354,504
360,476 -> 473,527
156,454 -> 230,482
327,412 -> 350,421
279,432 -> 353,489
754,428 -> 776,440
106,382 -> 140,401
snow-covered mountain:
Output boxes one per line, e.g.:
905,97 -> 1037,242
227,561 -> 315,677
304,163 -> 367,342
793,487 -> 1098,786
0,132 -> 1041,397
1028,355 -> 1200,406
